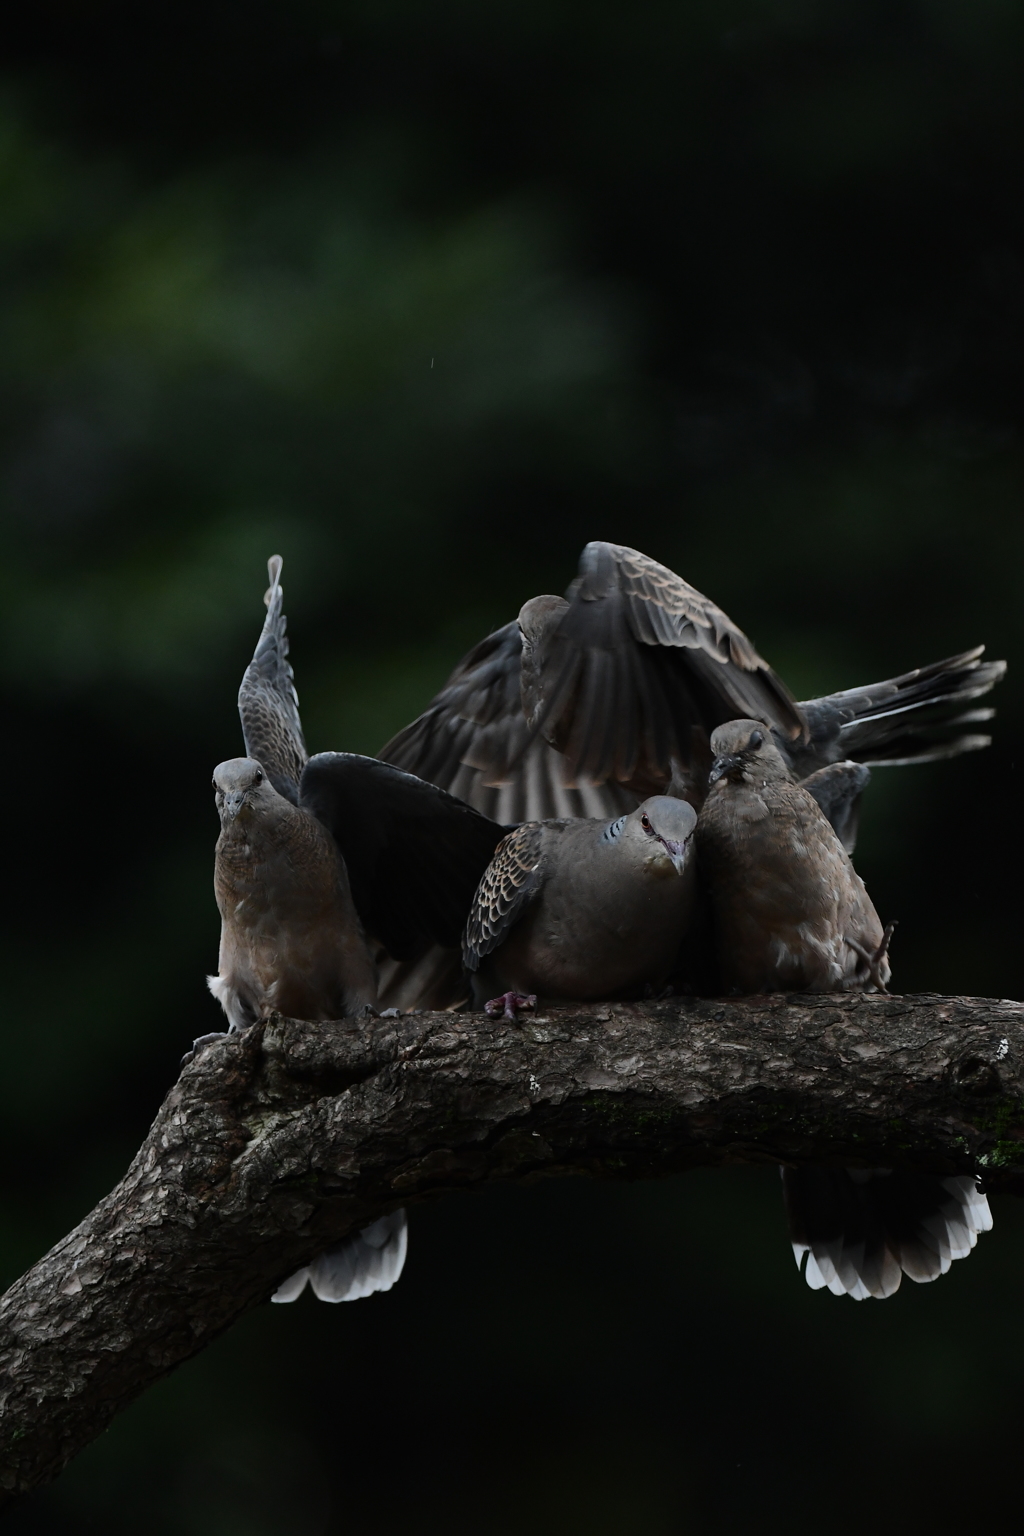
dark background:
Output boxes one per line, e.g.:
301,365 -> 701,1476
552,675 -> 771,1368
2,2 -> 1023,1530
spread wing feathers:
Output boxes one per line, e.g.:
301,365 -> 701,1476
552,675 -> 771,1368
525,542 -> 808,790
443,736 -> 640,823
375,947 -> 470,1012
271,1211 -> 408,1304
380,622 -> 526,787
299,753 -> 507,962
795,647 -> 1007,772
463,822 -> 546,971
782,1168 -> 992,1301
379,623 -> 639,822
237,555 -> 309,804
799,761 -> 872,854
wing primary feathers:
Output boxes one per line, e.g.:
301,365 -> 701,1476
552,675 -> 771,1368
300,752 -> 507,961
380,544 -> 1004,811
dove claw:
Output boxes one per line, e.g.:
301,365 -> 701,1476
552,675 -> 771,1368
485,991 -> 537,1023
180,1031 -> 230,1067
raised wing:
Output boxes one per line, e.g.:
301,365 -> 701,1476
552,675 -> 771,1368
237,555 -> 308,804
519,541 -> 808,793
299,753 -> 507,962
379,621 -> 638,823
462,822 -> 546,971
381,544 -> 1005,817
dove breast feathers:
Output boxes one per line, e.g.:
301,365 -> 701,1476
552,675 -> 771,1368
210,757 -> 377,1028
697,722 -> 888,994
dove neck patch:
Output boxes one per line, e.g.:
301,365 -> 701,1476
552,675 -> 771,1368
602,815 -> 627,844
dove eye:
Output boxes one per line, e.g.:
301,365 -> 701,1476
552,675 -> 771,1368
253,769 -> 264,784
748,730 -> 764,751
640,813 -> 652,831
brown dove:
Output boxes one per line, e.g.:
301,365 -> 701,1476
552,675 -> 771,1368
207,756 -> 378,1031
696,718 -> 991,1296
696,719 -> 893,992
200,559 -> 507,1303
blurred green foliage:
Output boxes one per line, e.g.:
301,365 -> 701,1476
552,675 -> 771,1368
2,0 -> 1024,1530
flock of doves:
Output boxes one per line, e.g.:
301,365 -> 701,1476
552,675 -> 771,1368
196,542 -> 1006,1306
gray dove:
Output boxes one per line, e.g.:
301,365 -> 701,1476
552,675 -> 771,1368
696,717 -> 991,1297
202,558 -> 508,1303
695,720 -> 892,992
463,796 -> 696,1018
208,756 -> 378,1031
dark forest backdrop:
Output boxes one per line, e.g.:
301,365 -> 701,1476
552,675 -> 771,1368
2,2 -> 1024,1531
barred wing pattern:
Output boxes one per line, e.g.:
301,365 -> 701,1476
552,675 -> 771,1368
525,542 -> 808,791
380,623 -> 639,823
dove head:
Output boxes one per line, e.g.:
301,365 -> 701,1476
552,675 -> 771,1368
518,595 -> 571,735
708,719 -> 791,787
625,795 -> 697,875
213,757 -> 276,823
518,594 -> 568,650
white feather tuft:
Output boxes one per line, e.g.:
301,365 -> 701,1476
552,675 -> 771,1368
270,1211 -> 408,1305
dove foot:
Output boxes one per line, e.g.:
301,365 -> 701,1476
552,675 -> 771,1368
485,991 -> 537,1023
181,1030 -> 231,1067
848,919 -> 897,992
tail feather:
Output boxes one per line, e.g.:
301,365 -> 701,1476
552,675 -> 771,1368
797,648 -> 1006,769
271,1210 -> 408,1304
783,1168 -> 991,1300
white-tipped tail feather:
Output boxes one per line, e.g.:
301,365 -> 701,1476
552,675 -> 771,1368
271,1210 -> 408,1304
786,1170 -> 992,1300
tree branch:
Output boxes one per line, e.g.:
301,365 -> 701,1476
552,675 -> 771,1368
3,991 -> 1024,1503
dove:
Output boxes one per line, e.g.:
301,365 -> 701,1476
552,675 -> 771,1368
463,796 -> 697,1018
695,717 -> 990,1296
695,720 -> 892,993
382,542 -> 1004,849
201,558 -> 507,1302
376,542 -> 1003,1007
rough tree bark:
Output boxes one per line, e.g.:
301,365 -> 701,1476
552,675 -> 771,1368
3,991 -> 1024,1505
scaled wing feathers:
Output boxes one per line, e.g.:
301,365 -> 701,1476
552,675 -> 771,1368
238,555 -> 309,803
576,540 -> 773,671
463,823 -> 545,970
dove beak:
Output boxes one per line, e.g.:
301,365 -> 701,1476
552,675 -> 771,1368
658,836 -> 691,875
223,791 -> 247,821
708,753 -> 741,785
